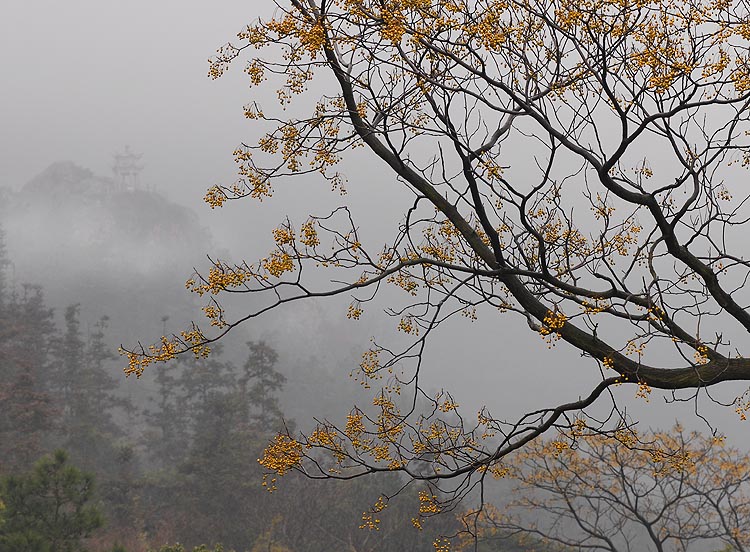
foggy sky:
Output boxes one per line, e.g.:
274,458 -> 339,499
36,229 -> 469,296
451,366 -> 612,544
2,2 -> 747,444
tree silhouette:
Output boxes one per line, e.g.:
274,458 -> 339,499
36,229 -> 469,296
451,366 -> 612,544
240,340 -> 286,432
124,0 -> 750,517
0,252 -> 56,473
493,427 -> 750,552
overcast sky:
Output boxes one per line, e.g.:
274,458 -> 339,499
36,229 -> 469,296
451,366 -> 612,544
1,2 -> 276,256
2,2 -> 255,190
2,1 -> 747,443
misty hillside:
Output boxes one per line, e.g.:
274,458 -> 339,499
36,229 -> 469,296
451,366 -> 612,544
0,161 -> 372,425
8,160 -> 210,271
0,161 -> 214,347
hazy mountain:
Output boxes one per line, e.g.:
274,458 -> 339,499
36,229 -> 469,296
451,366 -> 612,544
1,160 -> 214,348
0,161 -> 397,428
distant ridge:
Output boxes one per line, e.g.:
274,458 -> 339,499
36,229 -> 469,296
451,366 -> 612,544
10,160 -> 210,264
22,161 -> 106,198
0,161 -> 217,347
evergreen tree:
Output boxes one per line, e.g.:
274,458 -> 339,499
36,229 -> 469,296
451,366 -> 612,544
0,225 -> 10,306
0,283 -> 56,474
44,306 -> 139,548
50,306 -> 124,474
142,341 -> 289,549
142,360 -> 188,468
176,390 -> 263,548
143,345 -> 234,466
51,305 -> 84,419
240,341 -> 286,432
140,347 -> 240,545
0,450 -> 104,552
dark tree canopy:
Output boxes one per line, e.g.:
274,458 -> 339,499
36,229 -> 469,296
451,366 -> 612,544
0,450 -> 103,552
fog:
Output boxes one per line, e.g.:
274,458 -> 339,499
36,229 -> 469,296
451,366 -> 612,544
2,2 -> 749,551
4,0 -> 746,429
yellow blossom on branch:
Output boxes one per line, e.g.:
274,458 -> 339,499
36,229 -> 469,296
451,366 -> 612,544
258,434 -> 303,491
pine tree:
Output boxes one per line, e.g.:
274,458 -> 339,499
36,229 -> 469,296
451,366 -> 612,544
0,281 -> 56,474
142,360 -> 187,468
139,347 -> 239,545
240,341 -> 286,433
0,226 -> 10,306
0,450 -> 104,552
142,342 -> 289,549
50,306 -> 125,474
143,344 -> 234,466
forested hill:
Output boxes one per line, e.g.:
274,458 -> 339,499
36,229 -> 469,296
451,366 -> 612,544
0,161 -> 214,346
17,161 -> 207,260
0,176 -> 489,551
